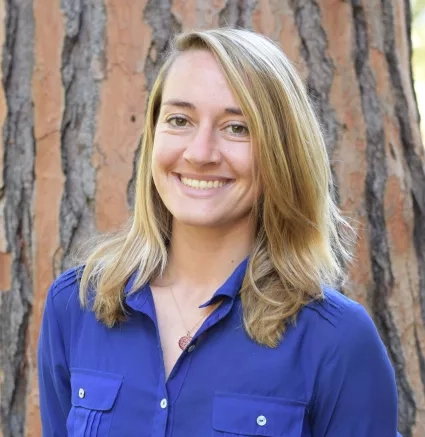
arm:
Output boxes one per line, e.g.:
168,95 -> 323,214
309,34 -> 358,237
310,302 -> 401,436
37,283 -> 71,436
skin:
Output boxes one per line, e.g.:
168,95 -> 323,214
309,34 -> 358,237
152,50 -> 259,233
150,51 -> 260,373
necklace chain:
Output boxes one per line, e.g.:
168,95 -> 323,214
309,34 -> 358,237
170,286 -> 209,337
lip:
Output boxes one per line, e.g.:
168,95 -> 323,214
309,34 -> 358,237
172,173 -> 233,198
175,172 -> 233,182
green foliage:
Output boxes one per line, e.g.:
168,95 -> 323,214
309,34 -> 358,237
412,0 -> 425,19
412,0 -> 425,133
412,0 -> 425,78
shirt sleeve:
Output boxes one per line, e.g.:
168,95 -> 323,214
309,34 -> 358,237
37,283 -> 71,436
310,302 -> 401,437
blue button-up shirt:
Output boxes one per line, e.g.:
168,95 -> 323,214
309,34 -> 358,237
38,259 -> 401,436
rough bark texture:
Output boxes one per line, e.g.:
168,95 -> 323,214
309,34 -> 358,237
0,1 -> 35,436
0,1 -> 424,436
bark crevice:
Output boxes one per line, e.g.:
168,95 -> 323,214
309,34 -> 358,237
218,0 -> 257,28
59,0 -> 105,269
381,0 -> 425,331
127,0 -> 182,208
351,1 -> 417,434
0,0 -> 35,435
290,0 -> 339,158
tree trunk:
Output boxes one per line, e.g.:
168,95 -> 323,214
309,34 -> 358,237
0,0 -> 424,436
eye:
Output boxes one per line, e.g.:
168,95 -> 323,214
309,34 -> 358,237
167,116 -> 189,128
225,123 -> 249,136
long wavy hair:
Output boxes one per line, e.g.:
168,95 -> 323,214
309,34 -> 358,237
78,28 -> 354,347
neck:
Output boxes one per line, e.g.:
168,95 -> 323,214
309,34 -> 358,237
162,218 -> 255,298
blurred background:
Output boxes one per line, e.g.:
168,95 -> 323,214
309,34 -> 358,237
0,1 -> 425,436
413,0 -> 425,136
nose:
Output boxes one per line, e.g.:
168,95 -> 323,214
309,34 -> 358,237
182,124 -> 221,166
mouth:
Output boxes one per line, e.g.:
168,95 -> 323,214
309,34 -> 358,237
175,174 -> 233,190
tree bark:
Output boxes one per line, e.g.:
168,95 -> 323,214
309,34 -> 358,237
0,1 -> 424,436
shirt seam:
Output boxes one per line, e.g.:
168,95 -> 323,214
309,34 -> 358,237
50,284 -> 72,372
308,302 -> 357,415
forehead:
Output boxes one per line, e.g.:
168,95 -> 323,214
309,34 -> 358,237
161,50 -> 238,105
166,50 -> 222,80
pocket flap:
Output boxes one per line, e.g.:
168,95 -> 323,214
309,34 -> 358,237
213,392 -> 306,437
70,368 -> 123,411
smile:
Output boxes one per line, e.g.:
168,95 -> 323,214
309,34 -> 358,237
179,176 -> 232,190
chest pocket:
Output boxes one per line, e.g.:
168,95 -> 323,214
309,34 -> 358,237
213,392 -> 306,437
67,368 -> 123,437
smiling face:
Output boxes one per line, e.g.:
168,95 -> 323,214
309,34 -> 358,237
151,50 -> 259,231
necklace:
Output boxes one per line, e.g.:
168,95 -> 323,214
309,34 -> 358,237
170,287 -> 212,350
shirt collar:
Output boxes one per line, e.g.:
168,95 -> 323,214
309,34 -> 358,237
123,272 -> 150,312
123,256 -> 249,307
199,257 -> 248,307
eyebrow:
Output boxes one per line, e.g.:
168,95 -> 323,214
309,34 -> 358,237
162,99 -> 243,116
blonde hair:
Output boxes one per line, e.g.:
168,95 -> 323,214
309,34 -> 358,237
79,28 -> 354,347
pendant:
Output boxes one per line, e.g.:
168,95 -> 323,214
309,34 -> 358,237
178,335 -> 192,350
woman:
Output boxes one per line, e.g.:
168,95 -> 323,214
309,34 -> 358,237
38,28 -> 401,436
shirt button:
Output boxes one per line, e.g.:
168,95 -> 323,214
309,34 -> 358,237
78,388 -> 85,399
160,398 -> 168,409
187,344 -> 196,353
257,415 -> 267,426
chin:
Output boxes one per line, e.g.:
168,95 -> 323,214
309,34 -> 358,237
169,204 -> 255,230
169,207 -> 227,227
174,215 -> 223,228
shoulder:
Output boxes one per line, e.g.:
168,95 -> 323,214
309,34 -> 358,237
50,266 -> 83,295
297,291 -> 399,431
300,289 -> 397,422
299,286 -> 388,366
45,265 -> 85,317
303,286 -> 375,334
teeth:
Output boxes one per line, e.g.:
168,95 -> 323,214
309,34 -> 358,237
180,177 -> 228,189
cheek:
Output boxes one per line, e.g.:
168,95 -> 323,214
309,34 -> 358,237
229,148 -> 261,199
152,136 -> 179,174
225,146 -> 254,180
